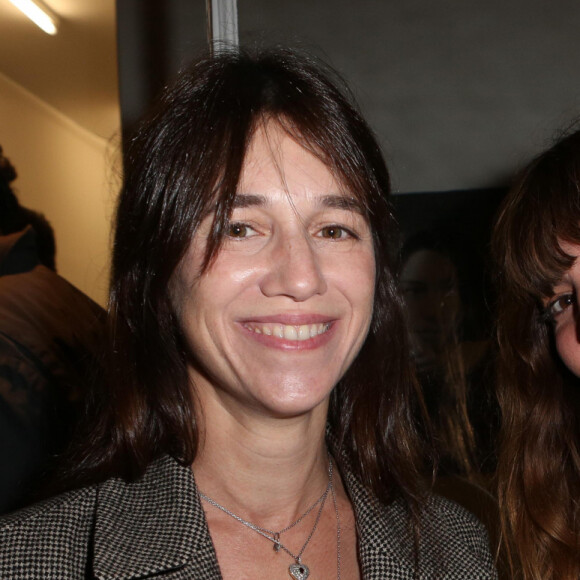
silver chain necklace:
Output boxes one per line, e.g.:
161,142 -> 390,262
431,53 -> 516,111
198,457 -> 341,580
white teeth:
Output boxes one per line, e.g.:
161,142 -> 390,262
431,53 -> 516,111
245,322 -> 330,341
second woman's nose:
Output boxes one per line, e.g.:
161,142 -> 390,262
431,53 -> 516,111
258,229 -> 328,301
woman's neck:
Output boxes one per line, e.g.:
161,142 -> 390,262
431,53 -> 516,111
192,397 -> 331,529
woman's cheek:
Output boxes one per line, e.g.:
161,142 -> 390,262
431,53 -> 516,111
555,321 -> 580,378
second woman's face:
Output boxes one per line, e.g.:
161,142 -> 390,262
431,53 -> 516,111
545,240 -> 580,377
171,123 -> 376,419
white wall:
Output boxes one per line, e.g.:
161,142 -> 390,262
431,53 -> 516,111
0,72 -> 119,307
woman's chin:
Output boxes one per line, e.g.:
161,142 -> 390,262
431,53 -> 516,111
248,385 -> 332,420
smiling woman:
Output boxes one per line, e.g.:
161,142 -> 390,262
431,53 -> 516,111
172,123 -> 375,421
493,128 -> 580,580
0,48 -> 496,579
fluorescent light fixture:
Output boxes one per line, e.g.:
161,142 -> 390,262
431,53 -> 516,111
8,0 -> 59,35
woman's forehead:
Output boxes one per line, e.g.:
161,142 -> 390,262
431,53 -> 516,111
235,122 -> 366,212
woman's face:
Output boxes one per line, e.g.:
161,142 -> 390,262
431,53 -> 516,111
171,122 -> 376,419
400,248 -> 460,365
544,240 -> 580,377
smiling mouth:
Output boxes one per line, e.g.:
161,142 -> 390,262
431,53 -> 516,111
243,322 -> 331,342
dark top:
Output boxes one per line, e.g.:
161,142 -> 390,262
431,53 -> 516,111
0,228 -> 105,513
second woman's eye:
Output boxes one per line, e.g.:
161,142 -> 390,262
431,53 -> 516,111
548,293 -> 575,317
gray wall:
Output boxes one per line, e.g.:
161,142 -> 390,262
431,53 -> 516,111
118,0 -> 580,192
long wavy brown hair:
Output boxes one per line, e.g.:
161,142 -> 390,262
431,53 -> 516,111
62,48 -> 429,518
492,128 -> 580,579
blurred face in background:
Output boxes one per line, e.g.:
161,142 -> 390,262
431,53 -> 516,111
400,248 -> 461,369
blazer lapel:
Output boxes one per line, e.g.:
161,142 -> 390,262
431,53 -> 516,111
92,455 -> 221,580
340,464 -> 419,580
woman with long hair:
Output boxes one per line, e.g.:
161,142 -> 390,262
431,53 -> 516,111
400,230 -> 479,478
493,128 -> 580,579
0,48 -> 495,578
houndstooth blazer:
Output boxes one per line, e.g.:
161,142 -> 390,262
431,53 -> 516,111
0,455 -> 497,579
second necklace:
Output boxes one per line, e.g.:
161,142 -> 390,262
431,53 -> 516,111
199,458 -> 337,580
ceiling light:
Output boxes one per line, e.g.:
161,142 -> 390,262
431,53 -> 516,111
7,0 -> 59,35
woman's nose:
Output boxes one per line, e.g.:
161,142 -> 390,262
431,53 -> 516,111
419,293 -> 442,320
259,231 -> 328,301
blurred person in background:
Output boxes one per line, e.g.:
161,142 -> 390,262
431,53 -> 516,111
0,145 -> 105,513
400,230 -> 498,479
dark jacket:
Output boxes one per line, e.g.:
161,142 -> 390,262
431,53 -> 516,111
0,454 -> 497,579
0,227 -> 105,513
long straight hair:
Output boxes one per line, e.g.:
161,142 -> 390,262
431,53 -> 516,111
492,128 -> 580,579
400,231 -> 478,479
66,48 -> 427,513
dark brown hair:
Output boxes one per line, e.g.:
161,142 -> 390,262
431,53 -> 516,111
492,128 -> 580,579
69,48 -> 426,511
400,230 -> 478,479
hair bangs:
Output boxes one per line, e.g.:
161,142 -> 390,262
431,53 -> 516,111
198,48 -> 387,272
497,133 -> 580,302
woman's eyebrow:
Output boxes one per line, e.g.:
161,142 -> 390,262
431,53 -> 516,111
231,192 -> 365,214
232,194 -> 267,208
320,194 -> 366,215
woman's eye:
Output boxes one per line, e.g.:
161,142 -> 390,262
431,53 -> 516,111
226,223 -> 256,239
548,293 -> 575,317
318,225 -> 355,240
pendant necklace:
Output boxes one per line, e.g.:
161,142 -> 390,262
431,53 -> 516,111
199,457 -> 340,580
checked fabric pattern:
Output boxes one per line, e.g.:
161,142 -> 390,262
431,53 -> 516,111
0,454 -> 497,579
344,468 -> 498,579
